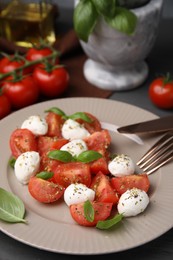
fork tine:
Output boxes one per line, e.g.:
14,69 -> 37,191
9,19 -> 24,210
142,151 -> 173,175
137,131 -> 173,165
137,131 -> 173,175
138,141 -> 173,168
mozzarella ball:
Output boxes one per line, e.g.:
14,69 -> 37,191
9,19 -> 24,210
117,188 -> 149,217
108,154 -> 135,177
21,115 -> 48,135
60,139 -> 88,157
64,183 -> 95,206
14,151 -> 40,185
61,118 -> 90,140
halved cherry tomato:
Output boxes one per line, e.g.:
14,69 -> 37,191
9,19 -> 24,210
28,177 -> 65,203
39,153 -> 63,173
70,201 -> 113,227
37,136 -> 68,172
90,157 -> 109,175
53,162 -> 91,188
45,112 -> 65,137
76,112 -> 102,134
37,136 -> 68,156
9,128 -> 37,158
84,130 -> 111,153
90,171 -> 119,204
111,173 -> 150,195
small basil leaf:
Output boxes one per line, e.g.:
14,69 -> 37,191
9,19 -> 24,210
9,157 -> 16,169
48,150 -> 74,163
77,150 -> 102,163
0,187 -> 27,223
45,107 -> 67,117
69,112 -> 92,123
92,0 -> 116,18
36,171 -> 54,180
105,7 -> 137,35
84,200 -> 95,222
96,213 -> 123,230
73,0 -> 98,42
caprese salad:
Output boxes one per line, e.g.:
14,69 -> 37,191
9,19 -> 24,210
9,107 -> 150,229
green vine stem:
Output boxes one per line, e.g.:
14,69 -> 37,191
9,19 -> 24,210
0,50 -> 61,81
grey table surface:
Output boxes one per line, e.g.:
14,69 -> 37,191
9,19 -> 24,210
1,3 -> 173,260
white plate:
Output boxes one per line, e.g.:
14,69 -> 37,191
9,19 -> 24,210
0,97 -> 173,255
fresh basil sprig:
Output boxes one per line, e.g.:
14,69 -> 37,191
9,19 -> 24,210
45,107 -> 92,123
84,200 -> 95,222
77,150 -> 102,163
83,200 -> 123,229
74,0 -> 137,42
96,213 -> 123,229
9,157 -> 16,169
48,150 -> 74,163
48,150 -> 102,163
0,188 -> 27,223
105,7 -> 137,35
36,171 -> 54,180
45,107 -> 66,117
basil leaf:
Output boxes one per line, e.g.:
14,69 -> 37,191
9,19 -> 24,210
36,171 -> 54,180
48,150 -> 73,163
77,150 -> 102,163
9,157 -> 16,169
92,0 -> 116,18
0,188 -> 27,223
105,7 -> 137,35
96,213 -> 123,229
84,200 -> 95,222
73,0 -> 99,42
45,107 -> 67,117
69,112 -> 92,123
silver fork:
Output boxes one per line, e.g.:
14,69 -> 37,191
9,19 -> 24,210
136,131 -> 173,175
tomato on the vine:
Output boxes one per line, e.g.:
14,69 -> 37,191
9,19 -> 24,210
0,54 -> 31,75
2,75 -> 39,109
0,93 -> 11,119
33,65 -> 69,98
25,46 -> 59,71
149,74 -> 173,109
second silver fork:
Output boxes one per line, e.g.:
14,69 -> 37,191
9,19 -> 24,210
136,131 -> 173,175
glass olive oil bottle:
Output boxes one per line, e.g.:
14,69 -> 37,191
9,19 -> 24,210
0,0 -> 56,47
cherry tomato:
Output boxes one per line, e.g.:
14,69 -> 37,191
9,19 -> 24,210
90,171 -> 119,204
90,157 -> 109,175
53,162 -> 91,188
0,94 -> 11,119
37,136 -> 68,156
2,75 -> 39,109
25,46 -> 59,71
33,66 -> 69,98
0,54 -> 31,75
9,128 -> 38,158
70,201 -> 113,227
26,47 -> 53,62
28,177 -> 65,203
76,112 -> 102,134
111,173 -> 150,195
149,75 -> 173,109
84,130 -> 111,154
45,112 -> 65,137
